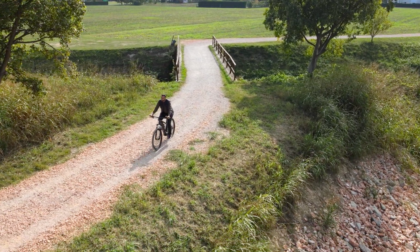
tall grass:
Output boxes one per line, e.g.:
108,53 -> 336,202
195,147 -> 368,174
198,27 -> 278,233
368,68 -> 420,171
286,65 -> 375,177
256,63 -> 420,177
0,74 -> 156,158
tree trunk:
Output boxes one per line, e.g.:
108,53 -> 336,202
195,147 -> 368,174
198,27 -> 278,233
0,2 -> 23,83
307,37 -> 321,76
308,53 -> 318,76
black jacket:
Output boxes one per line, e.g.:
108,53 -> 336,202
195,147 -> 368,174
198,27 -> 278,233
153,100 -> 174,115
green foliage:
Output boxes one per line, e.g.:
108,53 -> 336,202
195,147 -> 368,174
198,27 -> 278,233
321,197 -> 339,229
263,0 -> 379,74
260,65 -> 376,177
16,75 -> 45,95
361,6 -> 393,42
306,39 -> 345,59
0,0 -> 86,83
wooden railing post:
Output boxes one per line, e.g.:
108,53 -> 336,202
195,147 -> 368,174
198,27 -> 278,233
172,35 -> 181,82
211,35 -> 236,81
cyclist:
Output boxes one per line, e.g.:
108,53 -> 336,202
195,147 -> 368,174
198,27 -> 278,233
150,94 -> 174,139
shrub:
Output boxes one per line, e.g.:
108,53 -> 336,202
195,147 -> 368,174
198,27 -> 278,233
259,64 -> 376,177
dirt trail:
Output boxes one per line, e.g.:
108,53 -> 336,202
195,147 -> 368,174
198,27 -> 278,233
0,39 -> 230,252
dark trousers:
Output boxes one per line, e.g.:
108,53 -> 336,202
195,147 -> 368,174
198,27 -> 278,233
158,112 -> 172,137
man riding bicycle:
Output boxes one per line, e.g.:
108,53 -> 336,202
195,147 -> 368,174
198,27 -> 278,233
150,94 -> 174,139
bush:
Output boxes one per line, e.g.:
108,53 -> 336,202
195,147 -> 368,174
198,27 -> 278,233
260,64 -> 376,177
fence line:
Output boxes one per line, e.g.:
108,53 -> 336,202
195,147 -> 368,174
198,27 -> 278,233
212,36 -> 236,80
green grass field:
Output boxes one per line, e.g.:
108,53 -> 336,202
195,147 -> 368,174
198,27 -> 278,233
386,7 -> 420,34
70,5 -> 420,50
71,4 -> 272,49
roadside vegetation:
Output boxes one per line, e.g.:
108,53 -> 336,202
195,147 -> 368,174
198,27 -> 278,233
56,37 -> 420,250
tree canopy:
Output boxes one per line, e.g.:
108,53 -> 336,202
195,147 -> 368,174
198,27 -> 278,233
264,0 -> 380,75
0,0 -> 86,85
362,6 -> 393,43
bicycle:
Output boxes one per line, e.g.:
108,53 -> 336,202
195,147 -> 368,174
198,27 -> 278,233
150,116 -> 176,151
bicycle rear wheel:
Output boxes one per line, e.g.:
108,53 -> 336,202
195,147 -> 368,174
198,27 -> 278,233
152,129 -> 162,150
170,119 -> 175,137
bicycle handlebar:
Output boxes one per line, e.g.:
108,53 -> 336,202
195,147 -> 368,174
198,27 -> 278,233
150,115 -> 171,119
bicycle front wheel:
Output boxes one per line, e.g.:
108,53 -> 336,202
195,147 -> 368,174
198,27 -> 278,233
170,119 -> 175,137
152,129 -> 162,151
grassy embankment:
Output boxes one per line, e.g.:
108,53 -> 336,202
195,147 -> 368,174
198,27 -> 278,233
55,39 -> 420,250
71,5 -> 420,50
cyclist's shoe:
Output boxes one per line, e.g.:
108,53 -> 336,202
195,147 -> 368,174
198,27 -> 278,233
163,131 -> 167,136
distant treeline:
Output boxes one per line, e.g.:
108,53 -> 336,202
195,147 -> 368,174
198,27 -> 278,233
84,0 -> 109,5
198,1 -> 246,8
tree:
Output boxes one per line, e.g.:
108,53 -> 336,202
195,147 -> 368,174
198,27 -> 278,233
0,0 -> 86,84
362,6 -> 392,43
264,0 -> 379,75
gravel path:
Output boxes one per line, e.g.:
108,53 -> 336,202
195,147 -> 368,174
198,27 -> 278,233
0,39 -> 230,252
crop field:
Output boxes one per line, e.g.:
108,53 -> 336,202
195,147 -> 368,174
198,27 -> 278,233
70,4 -> 420,50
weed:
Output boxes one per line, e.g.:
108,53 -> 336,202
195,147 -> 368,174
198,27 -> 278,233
321,198 -> 339,230
188,139 -> 205,145
207,131 -> 219,141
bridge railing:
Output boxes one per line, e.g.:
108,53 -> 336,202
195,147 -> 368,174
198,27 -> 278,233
212,36 -> 236,80
171,35 -> 181,82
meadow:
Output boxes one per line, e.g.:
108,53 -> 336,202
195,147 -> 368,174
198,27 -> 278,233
70,4 -> 420,50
